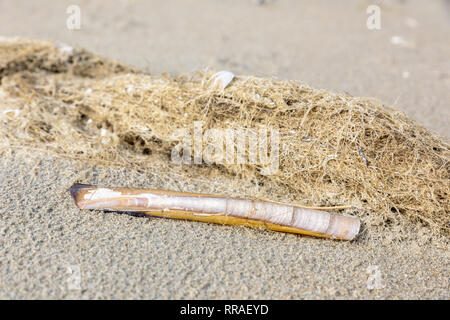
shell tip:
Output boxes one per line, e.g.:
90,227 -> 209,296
69,183 -> 94,207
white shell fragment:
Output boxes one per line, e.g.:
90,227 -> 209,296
55,42 -> 74,55
211,71 -> 235,89
2,109 -> 21,117
390,35 -> 415,48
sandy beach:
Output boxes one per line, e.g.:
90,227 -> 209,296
0,0 -> 448,299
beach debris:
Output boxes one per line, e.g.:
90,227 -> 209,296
390,35 -> 415,48
99,128 -> 117,145
2,39 -> 449,237
55,42 -> 74,55
357,143 -> 369,167
125,85 -> 134,94
70,183 -> 360,240
210,71 -> 235,89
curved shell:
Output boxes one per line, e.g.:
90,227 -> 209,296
210,71 -> 235,89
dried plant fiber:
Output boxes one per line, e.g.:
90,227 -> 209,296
0,38 -> 448,238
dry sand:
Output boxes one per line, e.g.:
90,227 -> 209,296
0,0 -> 449,299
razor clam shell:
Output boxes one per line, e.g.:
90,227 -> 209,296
70,184 -> 361,240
